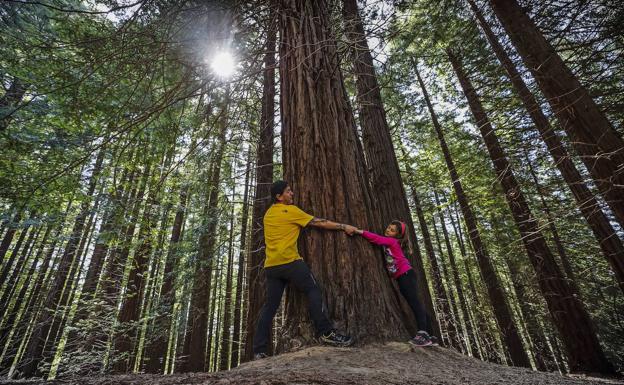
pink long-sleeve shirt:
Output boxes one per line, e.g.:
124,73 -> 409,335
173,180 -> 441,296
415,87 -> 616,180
362,231 -> 412,279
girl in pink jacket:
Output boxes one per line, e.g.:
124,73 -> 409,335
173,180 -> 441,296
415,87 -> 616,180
353,220 -> 435,347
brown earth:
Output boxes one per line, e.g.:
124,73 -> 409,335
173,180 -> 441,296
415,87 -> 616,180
2,343 -> 622,385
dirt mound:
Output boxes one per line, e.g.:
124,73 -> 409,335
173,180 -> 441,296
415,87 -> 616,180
2,343 -> 622,385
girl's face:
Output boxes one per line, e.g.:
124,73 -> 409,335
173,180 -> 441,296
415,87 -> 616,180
385,223 -> 400,238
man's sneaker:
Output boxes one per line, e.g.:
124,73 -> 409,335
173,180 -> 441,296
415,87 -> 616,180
253,352 -> 268,360
409,331 -> 433,347
320,329 -> 353,347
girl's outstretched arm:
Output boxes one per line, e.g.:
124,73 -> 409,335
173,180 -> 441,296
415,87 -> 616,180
357,229 -> 397,246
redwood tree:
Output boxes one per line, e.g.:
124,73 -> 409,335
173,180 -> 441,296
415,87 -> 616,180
448,49 -> 614,374
277,0 -> 415,347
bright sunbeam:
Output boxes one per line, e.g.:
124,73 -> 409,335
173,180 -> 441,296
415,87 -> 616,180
210,51 -> 236,78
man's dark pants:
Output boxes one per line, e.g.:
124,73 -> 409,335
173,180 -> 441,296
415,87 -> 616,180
253,259 -> 333,354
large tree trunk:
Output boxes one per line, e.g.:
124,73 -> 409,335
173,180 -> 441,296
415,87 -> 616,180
488,0 -> 624,229
277,0 -> 412,347
469,0 -> 624,295
414,65 -> 530,367
244,13 -> 276,362
341,0 -> 439,337
448,50 -> 614,374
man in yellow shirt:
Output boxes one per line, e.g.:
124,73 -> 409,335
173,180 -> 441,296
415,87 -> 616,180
253,180 -> 355,359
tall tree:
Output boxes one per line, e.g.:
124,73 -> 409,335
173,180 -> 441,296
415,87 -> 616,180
488,0 -> 624,230
244,13 -> 277,362
342,0 -> 439,337
448,49 -> 614,374
468,0 -> 624,295
414,65 -> 530,367
277,0 -> 416,347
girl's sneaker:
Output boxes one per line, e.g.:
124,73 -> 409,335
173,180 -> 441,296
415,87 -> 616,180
320,329 -> 354,347
409,331 -> 433,347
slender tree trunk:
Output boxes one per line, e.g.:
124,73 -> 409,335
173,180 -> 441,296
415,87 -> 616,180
469,0 -> 624,295
488,0 -> 624,229
231,152 -> 252,368
448,49 -> 614,374
522,149 -> 583,294
144,183 -> 189,373
219,194 -> 236,371
410,187 -> 456,346
0,77 -> 28,131
15,148 -> 105,378
433,191 -> 479,356
112,162 -> 162,373
429,206 -> 463,350
414,65 -> 530,367
244,13 -> 276,362
179,95 -> 229,373
0,214 -> 32,288
342,0 -> 439,337
278,0 -> 412,348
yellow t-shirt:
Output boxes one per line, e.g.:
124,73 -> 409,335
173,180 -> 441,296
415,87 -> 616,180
263,203 -> 314,267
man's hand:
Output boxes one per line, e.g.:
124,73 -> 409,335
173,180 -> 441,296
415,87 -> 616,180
344,225 -> 358,236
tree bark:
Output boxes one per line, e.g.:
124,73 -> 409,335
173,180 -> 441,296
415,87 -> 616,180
244,13 -> 276,362
469,0 -> 624,295
231,151 -> 252,368
448,49 -> 614,374
179,95 -> 229,373
144,183 -> 189,373
414,65 -> 530,367
410,187 -> 456,346
277,0 -> 412,348
433,191 -> 480,356
342,0 -> 439,337
488,0 -> 624,229
219,193 -> 237,371
0,76 -> 28,131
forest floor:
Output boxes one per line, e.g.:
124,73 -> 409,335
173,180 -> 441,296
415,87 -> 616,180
2,343 -> 623,385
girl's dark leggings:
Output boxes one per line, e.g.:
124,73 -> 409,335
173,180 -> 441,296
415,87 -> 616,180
396,268 -> 429,333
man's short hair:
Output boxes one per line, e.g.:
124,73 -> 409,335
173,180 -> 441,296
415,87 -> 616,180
271,180 -> 289,202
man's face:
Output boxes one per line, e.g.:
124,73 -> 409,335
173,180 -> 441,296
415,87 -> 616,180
276,185 -> 294,205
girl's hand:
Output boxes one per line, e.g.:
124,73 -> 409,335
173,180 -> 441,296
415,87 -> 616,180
344,225 -> 358,236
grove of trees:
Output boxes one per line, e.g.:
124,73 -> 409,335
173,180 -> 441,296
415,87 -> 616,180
0,0 -> 622,379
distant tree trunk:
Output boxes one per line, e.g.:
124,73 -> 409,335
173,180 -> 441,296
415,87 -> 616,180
429,206 -> 463,351
219,194 -> 236,371
414,65 -> 530,367
15,148 -> 105,378
522,149 -> 582,294
0,212 -> 22,264
144,183 -> 190,373
0,77 -> 28,131
113,156 -> 163,373
469,0 -> 624,295
278,0 -> 412,347
433,191 -> 479,356
342,0 -> 439,337
244,13 -> 276,362
410,187 -> 456,346
448,49 -> 614,374
0,221 -> 40,310
0,214 -> 31,286
231,152 -> 252,368
179,96 -> 228,373
488,0 -> 624,229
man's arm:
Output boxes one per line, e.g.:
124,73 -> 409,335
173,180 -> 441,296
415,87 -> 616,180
308,217 -> 357,234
